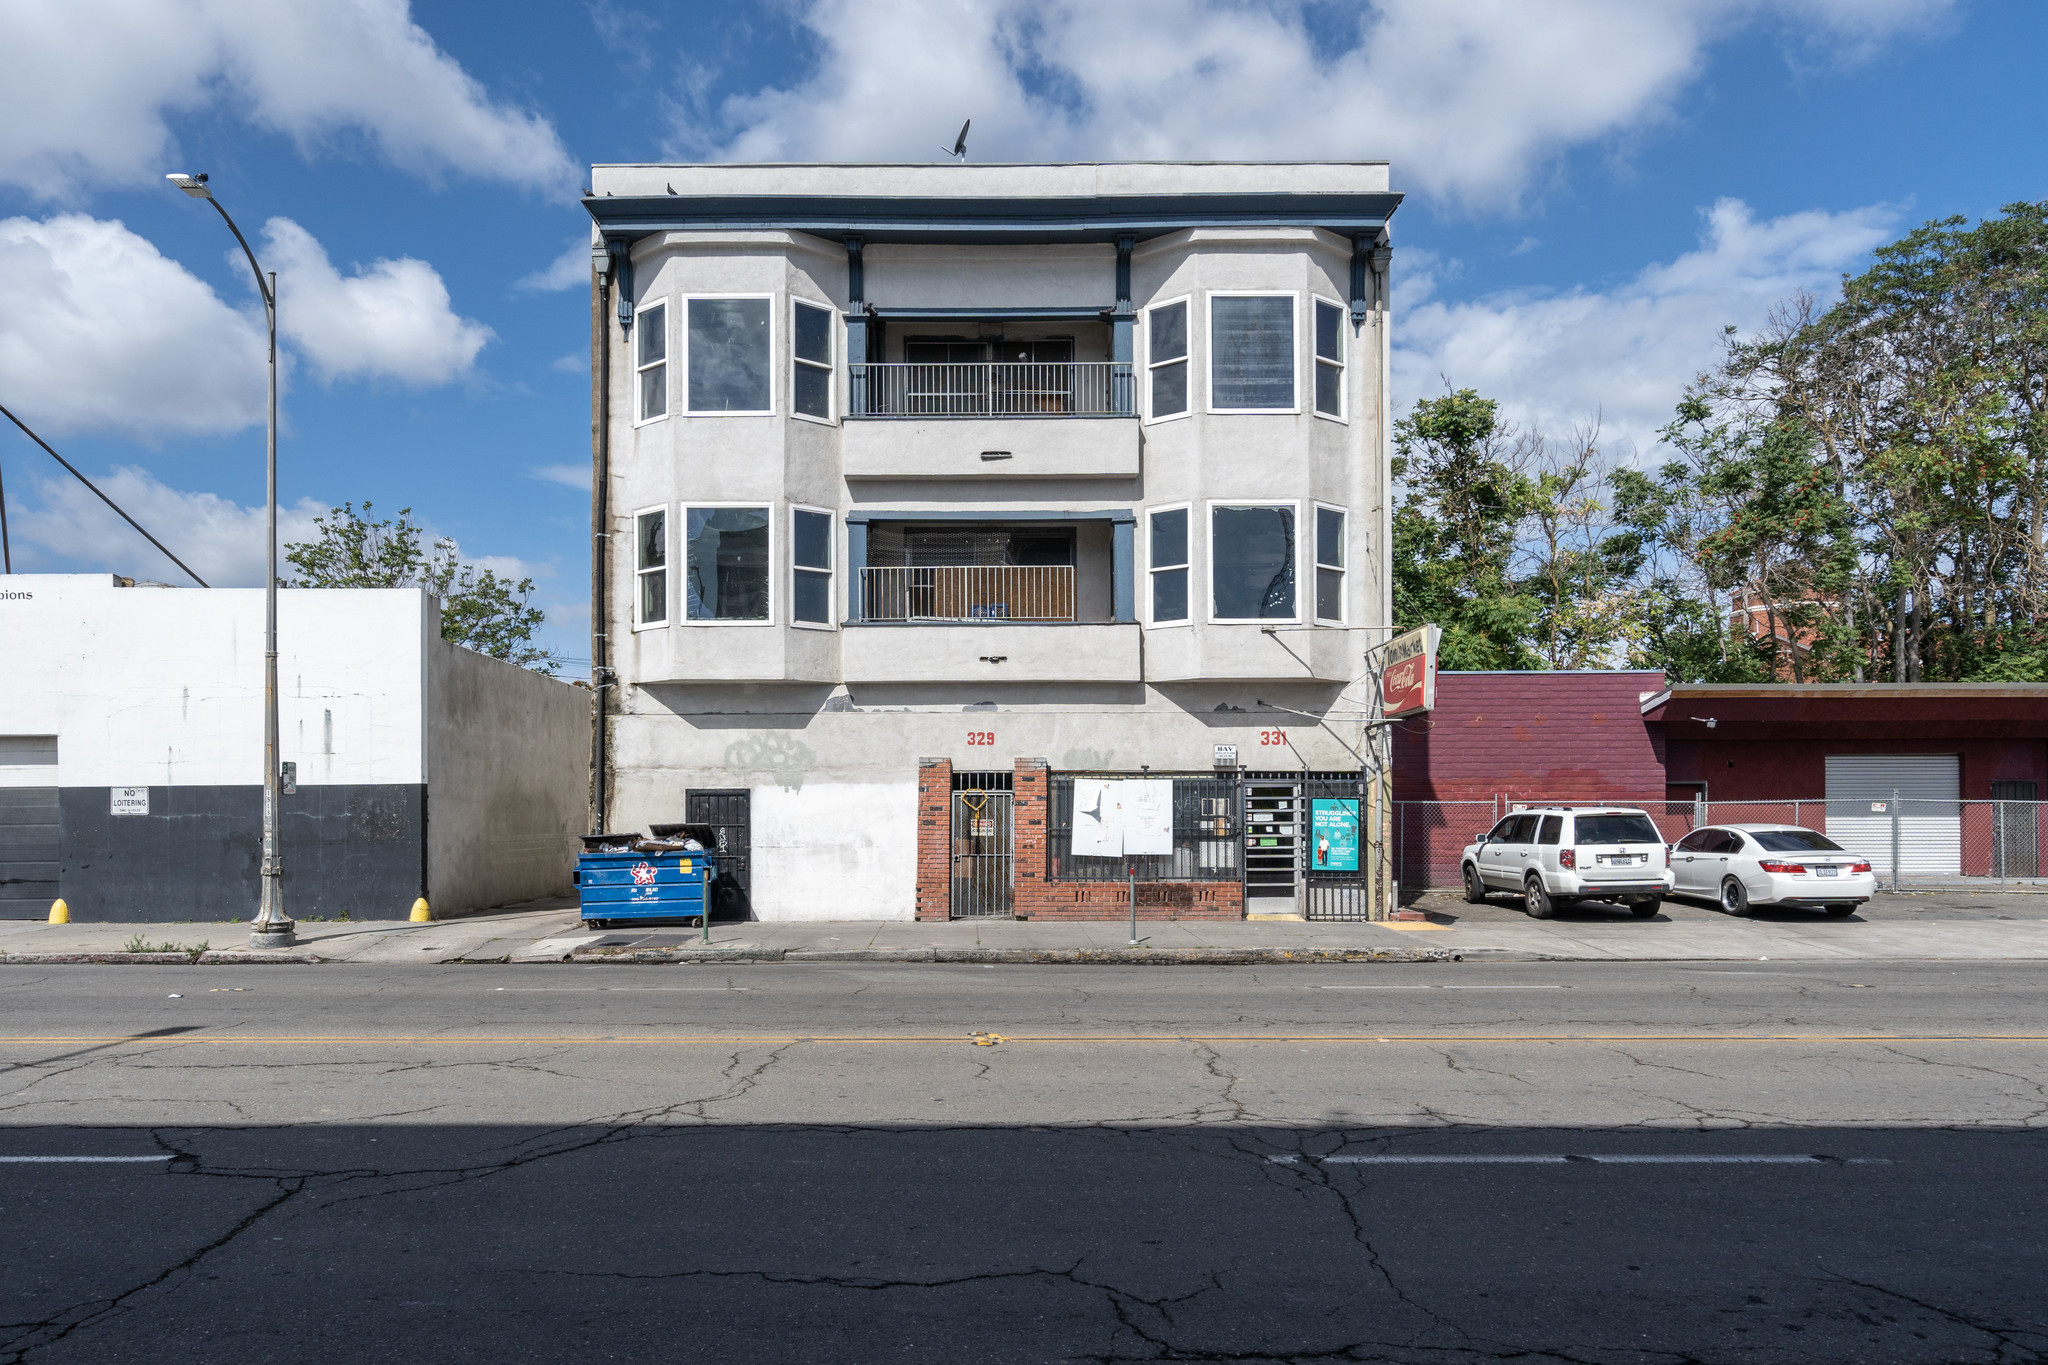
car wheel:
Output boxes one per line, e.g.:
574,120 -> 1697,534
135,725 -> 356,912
1463,863 -> 1489,904
1629,897 -> 1661,919
1524,875 -> 1555,920
1825,902 -> 1857,918
1720,878 -> 1752,917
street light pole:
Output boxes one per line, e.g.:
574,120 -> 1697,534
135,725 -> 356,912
168,173 -> 293,950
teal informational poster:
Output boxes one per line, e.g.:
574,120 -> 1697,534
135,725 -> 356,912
1310,799 -> 1360,872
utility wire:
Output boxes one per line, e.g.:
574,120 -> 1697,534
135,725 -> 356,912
0,440 -> 10,572
0,402 -> 209,587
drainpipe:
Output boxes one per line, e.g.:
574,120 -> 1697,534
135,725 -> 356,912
590,239 -> 619,833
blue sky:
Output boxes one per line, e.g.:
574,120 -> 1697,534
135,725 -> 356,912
1,0 -> 2043,668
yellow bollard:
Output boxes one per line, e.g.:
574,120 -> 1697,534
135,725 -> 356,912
409,898 -> 432,923
48,898 -> 69,924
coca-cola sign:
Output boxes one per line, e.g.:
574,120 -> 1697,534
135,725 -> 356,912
1381,625 -> 1439,718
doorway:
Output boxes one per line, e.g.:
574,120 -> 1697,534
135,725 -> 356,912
684,789 -> 752,920
949,770 -> 1014,919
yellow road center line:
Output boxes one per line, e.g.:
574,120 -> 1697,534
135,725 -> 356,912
2,1034 -> 2047,1046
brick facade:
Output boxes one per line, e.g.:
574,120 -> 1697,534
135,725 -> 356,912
914,756 -> 1244,922
914,757 -> 952,921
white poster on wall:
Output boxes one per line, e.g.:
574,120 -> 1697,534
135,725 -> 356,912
1121,779 -> 1175,855
1071,778 -> 1119,857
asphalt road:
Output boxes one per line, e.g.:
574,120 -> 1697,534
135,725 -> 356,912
3,960 -> 2046,1363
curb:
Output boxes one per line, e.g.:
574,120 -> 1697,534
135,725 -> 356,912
556,946 -> 1476,965
1,951 -> 327,965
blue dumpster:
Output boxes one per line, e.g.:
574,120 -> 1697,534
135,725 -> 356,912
575,832 -> 715,928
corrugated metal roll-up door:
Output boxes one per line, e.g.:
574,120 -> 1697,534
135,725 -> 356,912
0,736 -> 61,911
1824,755 -> 1961,878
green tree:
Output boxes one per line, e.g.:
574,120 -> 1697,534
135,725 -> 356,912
285,502 -> 557,671
1391,390 -> 1542,669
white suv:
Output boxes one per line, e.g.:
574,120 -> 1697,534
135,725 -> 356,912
1461,807 -> 1674,919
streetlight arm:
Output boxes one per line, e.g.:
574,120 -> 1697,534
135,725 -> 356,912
205,197 -> 273,310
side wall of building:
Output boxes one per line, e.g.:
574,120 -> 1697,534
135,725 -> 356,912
1393,671 -> 1669,803
425,640 -> 589,914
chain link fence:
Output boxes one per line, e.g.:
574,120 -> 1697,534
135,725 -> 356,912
1394,796 -> 2048,892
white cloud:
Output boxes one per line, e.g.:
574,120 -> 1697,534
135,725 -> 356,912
526,463 -> 590,490
1392,198 -> 1900,454
690,0 -> 1950,210
0,213 -> 489,438
550,353 -> 588,375
259,217 -> 492,386
0,0 -> 577,199
516,238 -> 592,293
11,466 -> 326,587
0,213 -> 268,438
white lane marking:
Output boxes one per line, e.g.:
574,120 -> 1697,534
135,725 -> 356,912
0,1155 -> 174,1164
1316,985 -> 1565,991
1268,1154 -> 1886,1165
491,987 -> 748,993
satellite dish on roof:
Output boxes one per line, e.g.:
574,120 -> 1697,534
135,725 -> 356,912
942,119 -> 970,161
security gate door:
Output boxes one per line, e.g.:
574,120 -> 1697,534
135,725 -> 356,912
1303,774 -> 1371,920
1243,779 -> 1301,912
684,789 -> 751,920
950,785 -> 1013,918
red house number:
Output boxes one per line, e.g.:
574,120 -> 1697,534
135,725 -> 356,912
966,731 -> 996,746
1259,729 -> 1288,746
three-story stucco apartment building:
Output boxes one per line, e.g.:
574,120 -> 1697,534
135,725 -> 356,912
583,161 -> 1401,922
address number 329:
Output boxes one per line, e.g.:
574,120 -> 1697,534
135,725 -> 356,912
966,731 -> 996,746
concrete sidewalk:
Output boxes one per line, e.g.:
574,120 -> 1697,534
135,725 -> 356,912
9,890 -> 2048,964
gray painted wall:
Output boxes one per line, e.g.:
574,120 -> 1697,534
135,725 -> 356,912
425,641 -> 589,913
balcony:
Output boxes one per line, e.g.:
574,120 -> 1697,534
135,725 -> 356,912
849,362 -> 1132,418
841,362 -> 1140,480
860,566 -> 1076,623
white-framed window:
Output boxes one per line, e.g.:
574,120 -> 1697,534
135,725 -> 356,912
1147,503 -> 1191,625
1313,503 -> 1346,623
1312,297 -> 1345,420
1208,501 -> 1299,622
684,504 -> 773,623
1207,292 -> 1296,413
684,294 -> 773,414
1145,296 -> 1190,421
791,298 -> 834,422
633,505 -> 668,627
634,301 -> 668,424
791,505 -> 834,627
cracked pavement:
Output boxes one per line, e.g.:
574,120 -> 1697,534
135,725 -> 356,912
2,960 -> 2046,1362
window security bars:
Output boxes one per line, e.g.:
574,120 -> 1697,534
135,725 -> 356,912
849,362 -> 1133,417
859,565 -> 1076,622
1047,774 -> 1240,882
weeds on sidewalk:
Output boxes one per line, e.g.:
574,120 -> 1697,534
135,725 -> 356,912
123,936 -> 211,961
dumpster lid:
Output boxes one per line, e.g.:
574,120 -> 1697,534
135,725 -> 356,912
649,822 -> 721,848
581,832 -> 643,852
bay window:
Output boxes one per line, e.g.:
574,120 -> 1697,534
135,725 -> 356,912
792,507 -> 833,626
792,299 -> 833,421
1314,505 -> 1345,622
1210,503 -> 1296,621
1313,298 -> 1344,419
685,506 -> 771,621
635,301 -> 667,422
1148,505 -> 1189,624
634,507 -> 668,626
1146,298 -> 1189,419
686,296 -> 772,413
1209,294 -> 1294,411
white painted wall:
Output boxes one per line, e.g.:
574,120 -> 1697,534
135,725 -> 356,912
748,780 -> 918,920
0,576 -> 427,786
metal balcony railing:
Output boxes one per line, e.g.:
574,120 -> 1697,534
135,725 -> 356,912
859,566 -> 1078,622
849,363 -> 1132,418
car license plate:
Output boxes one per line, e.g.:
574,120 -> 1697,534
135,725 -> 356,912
1816,866 -> 1839,877
1605,855 -> 1635,866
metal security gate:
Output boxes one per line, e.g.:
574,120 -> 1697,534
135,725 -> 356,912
0,737 -> 59,913
1825,755 -> 1961,879
1304,774 -> 1371,921
684,789 -> 752,920
1242,777 -> 1301,912
950,773 -> 1013,918
1993,782 -> 2040,878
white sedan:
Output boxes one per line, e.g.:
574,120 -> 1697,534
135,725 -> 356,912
1669,824 -> 1877,917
